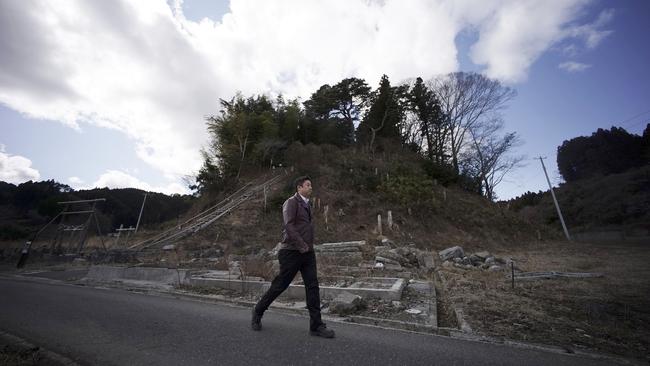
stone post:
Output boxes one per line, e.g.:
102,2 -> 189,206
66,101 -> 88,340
377,214 -> 382,236
324,205 -> 329,228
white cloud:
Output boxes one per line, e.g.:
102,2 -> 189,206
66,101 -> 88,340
0,146 -> 41,184
68,176 -> 85,185
559,61 -> 592,73
0,0 -> 607,185
468,1 -> 592,83
568,8 -> 614,49
562,44 -> 580,56
88,170 -> 189,195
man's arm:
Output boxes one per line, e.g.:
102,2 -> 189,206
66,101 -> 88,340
283,198 -> 310,253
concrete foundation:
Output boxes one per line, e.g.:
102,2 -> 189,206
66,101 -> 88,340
85,265 -> 190,285
84,266 -> 405,301
189,275 -> 405,301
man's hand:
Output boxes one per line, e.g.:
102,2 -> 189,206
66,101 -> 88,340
298,244 -> 310,254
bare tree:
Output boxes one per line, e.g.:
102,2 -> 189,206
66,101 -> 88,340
400,110 -> 425,152
464,119 -> 525,201
429,72 -> 516,174
368,107 -> 388,155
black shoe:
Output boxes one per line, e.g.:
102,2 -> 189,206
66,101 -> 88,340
251,308 -> 262,331
310,324 -> 335,338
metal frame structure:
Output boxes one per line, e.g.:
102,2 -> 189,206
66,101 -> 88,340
32,198 -> 107,254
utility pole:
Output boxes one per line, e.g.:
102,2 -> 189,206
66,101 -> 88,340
134,193 -> 148,234
538,157 -> 571,241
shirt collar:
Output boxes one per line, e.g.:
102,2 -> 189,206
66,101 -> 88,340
298,193 -> 309,204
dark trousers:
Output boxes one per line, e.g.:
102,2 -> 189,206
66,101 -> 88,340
254,249 -> 323,331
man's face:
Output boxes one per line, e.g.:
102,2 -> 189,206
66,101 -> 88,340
297,180 -> 313,198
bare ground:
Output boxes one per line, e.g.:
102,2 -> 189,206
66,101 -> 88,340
438,240 -> 650,362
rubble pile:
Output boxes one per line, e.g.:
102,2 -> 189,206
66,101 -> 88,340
314,241 -> 365,266
374,243 -> 434,272
438,246 -> 514,271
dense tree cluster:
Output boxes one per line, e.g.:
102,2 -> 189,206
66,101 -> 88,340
195,72 -> 521,200
557,125 -> 650,182
0,180 -> 193,240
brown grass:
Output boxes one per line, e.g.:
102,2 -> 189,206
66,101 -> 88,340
439,240 -> 650,361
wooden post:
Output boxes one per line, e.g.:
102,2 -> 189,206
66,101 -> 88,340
114,224 -> 123,247
324,205 -> 329,229
387,210 -> 393,231
263,186 -> 267,212
377,214 -> 382,236
443,189 -> 447,201
375,167 -> 378,175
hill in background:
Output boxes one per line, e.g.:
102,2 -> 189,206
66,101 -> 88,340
0,180 -> 194,242
505,165 -> 649,238
505,125 -> 649,240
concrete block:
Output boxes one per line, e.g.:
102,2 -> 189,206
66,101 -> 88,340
330,292 -> 365,315
316,241 -> 366,251
473,251 -> 491,260
439,246 -> 464,261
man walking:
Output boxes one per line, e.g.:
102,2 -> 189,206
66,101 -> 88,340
251,176 -> 335,338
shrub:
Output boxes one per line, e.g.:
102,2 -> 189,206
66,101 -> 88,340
378,175 -> 436,206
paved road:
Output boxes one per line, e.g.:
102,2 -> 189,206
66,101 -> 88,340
0,276 -> 620,366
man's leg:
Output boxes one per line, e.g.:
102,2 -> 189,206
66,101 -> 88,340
254,250 -> 300,315
300,251 -> 324,331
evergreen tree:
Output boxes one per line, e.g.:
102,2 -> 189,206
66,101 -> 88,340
410,77 -> 447,164
557,126 -> 646,182
356,75 -> 409,152
303,78 -> 370,147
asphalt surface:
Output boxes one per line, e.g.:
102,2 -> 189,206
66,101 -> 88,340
0,275 -> 623,366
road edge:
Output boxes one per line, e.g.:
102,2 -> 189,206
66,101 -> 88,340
0,330 -> 82,366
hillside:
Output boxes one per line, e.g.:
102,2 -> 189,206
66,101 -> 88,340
170,143 -> 558,260
506,165 -> 650,237
1,143 -> 562,259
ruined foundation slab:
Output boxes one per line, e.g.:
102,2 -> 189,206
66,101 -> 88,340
189,276 -> 405,301
85,265 -> 190,285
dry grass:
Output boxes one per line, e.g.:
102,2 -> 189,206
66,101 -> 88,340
439,240 -> 650,361
240,257 -> 273,280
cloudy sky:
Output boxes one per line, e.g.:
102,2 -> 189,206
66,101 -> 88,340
1,0 -> 649,198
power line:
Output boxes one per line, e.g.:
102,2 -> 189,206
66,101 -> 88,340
625,118 -> 649,130
616,108 -> 650,128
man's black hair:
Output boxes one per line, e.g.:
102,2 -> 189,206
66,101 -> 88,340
294,175 -> 311,191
